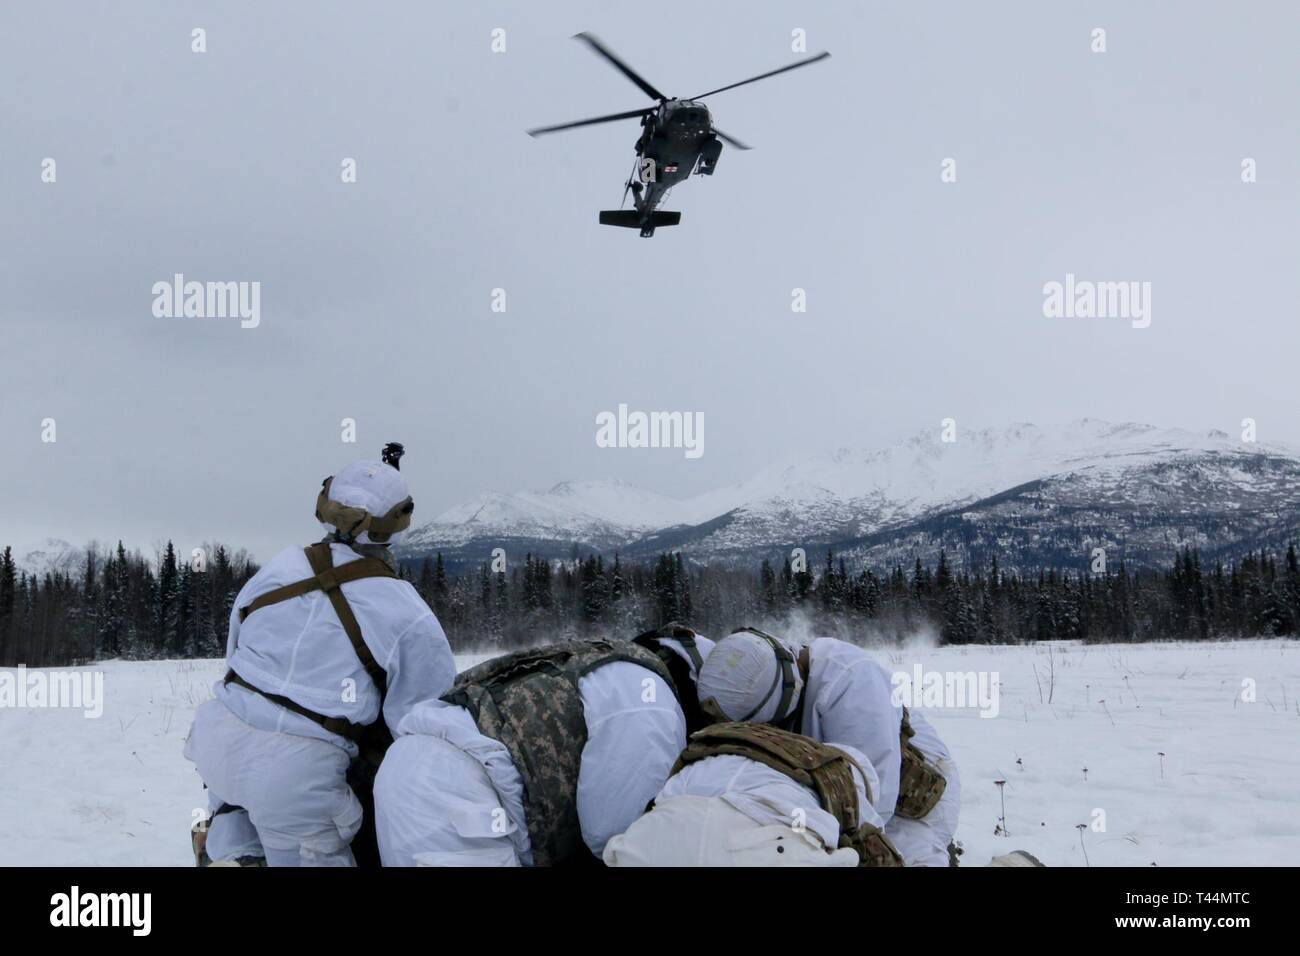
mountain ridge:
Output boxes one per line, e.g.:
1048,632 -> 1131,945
400,421 -> 1300,572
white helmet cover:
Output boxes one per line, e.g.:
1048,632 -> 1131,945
315,460 -> 414,546
696,628 -> 804,724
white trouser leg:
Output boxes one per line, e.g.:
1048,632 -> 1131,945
185,699 -> 363,867
603,795 -> 860,867
205,804 -> 264,862
374,735 -> 524,867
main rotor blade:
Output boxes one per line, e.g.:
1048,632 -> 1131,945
574,32 -> 668,102
691,51 -> 831,100
527,107 -> 654,138
713,128 -> 752,151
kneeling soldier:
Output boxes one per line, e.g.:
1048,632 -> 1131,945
373,637 -> 687,866
696,628 -> 961,866
604,722 -> 902,867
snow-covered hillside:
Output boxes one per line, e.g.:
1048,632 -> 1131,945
403,480 -> 697,552
402,420 -> 1300,568
677,421 -> 1294,551
2,639 -> 1295,866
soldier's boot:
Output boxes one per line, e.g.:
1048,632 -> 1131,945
207,856 -> 268,867
191,820 -> 267,867
191,821 -> 212,867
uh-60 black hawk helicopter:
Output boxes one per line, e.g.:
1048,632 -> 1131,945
527,33 -> 830,237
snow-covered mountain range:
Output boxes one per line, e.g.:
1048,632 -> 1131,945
6,537 -> 84,579
401,420 -> 1300,573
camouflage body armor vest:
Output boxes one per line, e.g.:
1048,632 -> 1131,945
632,622 -> 710,734
894,706 -> 947,819
793,644 -> 947,822
671,722 -> 904,867
442,638 -> 680,867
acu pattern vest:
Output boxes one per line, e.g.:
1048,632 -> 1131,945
632,622 -> 710,734
672,722 -> 904,867
442,638 -> 680,867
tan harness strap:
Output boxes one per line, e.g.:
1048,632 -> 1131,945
236,543 -> 395,690
238,550 -> 396,621
303,542 -> 389,691
237,576 -> 322,619
226,543 -> 398,741
225,670 -> 367,742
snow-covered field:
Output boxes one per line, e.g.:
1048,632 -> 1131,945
2,640 -> 1296,866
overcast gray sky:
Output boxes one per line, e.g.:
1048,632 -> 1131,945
2,1 -> 1297,562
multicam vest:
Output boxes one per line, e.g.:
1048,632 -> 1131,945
632,622 -> 710,734
442,638 -> 680,867
671,722 -> 904,867
895,706 -> 947,819
793,644 -> 947,822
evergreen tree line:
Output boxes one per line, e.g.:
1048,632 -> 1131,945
412,544 -> 1300,650
0,541 -> 258,667
4,540 -> 1299,667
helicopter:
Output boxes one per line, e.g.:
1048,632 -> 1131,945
527,33 -> 831,237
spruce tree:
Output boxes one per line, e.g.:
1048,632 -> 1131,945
0,546 -> 16,664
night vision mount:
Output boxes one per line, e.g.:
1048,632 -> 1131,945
382,442 -> 405,470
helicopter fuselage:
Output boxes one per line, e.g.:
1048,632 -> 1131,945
633,100 -> 720,196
